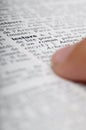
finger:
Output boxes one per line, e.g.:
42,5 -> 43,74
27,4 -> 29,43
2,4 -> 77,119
51,39 -> 86,83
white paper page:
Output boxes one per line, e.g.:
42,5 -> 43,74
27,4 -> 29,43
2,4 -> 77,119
0,0 -> 86,130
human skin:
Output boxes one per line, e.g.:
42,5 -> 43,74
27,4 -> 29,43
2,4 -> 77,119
52,38 -> 86,83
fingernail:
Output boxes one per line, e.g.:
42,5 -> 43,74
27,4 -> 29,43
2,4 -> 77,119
52,45 -> 75,64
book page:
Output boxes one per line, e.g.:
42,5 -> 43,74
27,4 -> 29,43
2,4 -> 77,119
0,0 -> 86,130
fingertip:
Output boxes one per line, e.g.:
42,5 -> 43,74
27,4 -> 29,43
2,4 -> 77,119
52,45 -> 74,65
51,39 -> 86,83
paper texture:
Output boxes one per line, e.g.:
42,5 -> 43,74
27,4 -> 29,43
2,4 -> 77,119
0,0 -> 86,130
